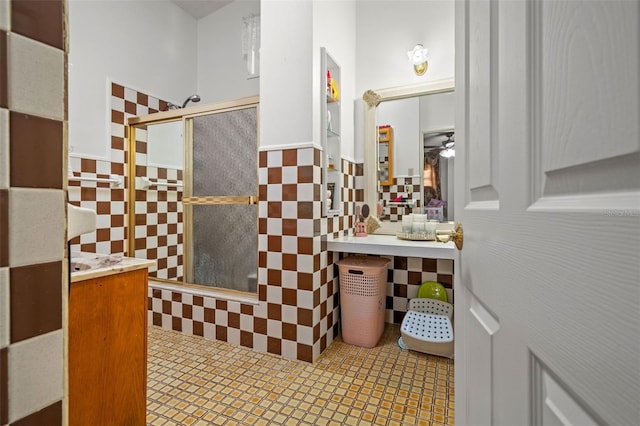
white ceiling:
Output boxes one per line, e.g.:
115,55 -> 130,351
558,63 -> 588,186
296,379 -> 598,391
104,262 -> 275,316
172,0 -> 234,19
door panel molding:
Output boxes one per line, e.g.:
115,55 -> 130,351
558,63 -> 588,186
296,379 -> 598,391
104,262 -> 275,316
529,0 -> 640,210
467,0 -> 500,207
531,354 -> 605,426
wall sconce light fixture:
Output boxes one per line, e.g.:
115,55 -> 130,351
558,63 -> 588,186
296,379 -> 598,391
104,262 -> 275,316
408,44 -> 429,76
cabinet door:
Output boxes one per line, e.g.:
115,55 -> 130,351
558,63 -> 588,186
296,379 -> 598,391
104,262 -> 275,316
69,269 -> 148,425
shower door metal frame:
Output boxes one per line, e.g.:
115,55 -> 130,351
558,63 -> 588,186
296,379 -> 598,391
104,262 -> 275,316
127,96 -> 259,292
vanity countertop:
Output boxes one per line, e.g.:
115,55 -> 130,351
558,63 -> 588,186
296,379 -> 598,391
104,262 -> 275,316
70,252 -> 155,283
327,234 -> 456,259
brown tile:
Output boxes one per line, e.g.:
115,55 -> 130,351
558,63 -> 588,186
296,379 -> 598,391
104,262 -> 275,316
297,166 -> 313,183
282,254 -> 297,271
10,112 -> 63,189
11,0 -> 64,49
10,261 -> 62,343
110,240 -> 123,254
172,316 -> 182,331
0,190 -> 7,266
297,308 -> 313,327
422,258 -> 437,272
267,167 -> 281,184
0,347 -> 6,424
258,217 -> 267,234
11,400 -> 62,426
0,31 -> 7,108
282,149 -> 297,166
240,331 -> 253,348
282,184 -> 297,201
282,288 -> 297,306
215,300 -> 227,310
204,307 -> 215,323
267,201 -> 281,218
162,300 -> 171,314
193,296 -> 203,306
297,237 -> 313,255
394,284 -> 407,298
258,251 -> 267,268
80,186 -> 96,201
254,317 -> 267,335
297,273 -> 313,291
228,312 -> 240,329
137,92 -> 148,106
408,271 -> 422,285
297,202 -> 314,219
394,257 -> 408,270
111,109 -> 124,125
112,82 -> 124,98
258,184 -> 267,202
215,325 -> 227,342
267,235 -> 281,252
96,228 -> 110,242
240,304 -> 253,315
80,158 -> 96,173
182,304 -> 193,319
258,151 -> 267,168
437,274 -> 453,287
267,269 -> 281,286
313,148 -> 321,166
282,322 -> 296,341
193,321 -> 203,336
297,344 -> 312,362
267,303 -> 281,320
282,219 -> 297,236
267,337 -> 281,355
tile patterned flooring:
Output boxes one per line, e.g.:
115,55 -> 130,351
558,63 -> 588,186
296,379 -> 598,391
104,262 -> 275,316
146,324 -> 455,426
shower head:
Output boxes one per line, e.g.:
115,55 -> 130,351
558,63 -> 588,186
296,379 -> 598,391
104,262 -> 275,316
182,94 -> 201,108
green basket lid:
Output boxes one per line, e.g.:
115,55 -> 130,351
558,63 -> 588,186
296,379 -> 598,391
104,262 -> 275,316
417,281 -> 448,302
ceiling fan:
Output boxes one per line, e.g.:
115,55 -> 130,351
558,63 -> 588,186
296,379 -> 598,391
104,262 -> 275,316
424,131 -> 455,158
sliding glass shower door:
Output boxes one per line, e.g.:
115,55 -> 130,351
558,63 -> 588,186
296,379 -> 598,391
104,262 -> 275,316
184,105 -> 258,292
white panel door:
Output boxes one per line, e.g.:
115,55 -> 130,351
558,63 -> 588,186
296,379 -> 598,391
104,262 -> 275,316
454,1 -> 640,425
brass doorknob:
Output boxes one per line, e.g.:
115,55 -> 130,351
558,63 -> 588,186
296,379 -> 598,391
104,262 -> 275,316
435,223 -> 464,250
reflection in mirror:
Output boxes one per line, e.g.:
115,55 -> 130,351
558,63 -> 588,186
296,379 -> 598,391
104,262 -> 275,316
362,79 -> 455,234
423,130 -> 454,221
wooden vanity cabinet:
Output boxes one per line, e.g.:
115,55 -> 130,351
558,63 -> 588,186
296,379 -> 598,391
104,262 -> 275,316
69,267 -> 148,425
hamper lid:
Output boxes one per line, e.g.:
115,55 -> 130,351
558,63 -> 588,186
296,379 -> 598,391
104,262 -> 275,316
337,256 -> 390,268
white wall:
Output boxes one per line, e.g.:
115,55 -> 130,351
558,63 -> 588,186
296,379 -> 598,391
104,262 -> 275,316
355,0 -> 455,94
260,0 -> 314,147
68,0 -> 197,160
312,0 -> 357,160
197,0 -> 260,104
377,97 -> 420,177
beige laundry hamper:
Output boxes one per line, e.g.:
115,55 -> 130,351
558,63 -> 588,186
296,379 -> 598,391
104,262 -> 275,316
337,256 -> 390,348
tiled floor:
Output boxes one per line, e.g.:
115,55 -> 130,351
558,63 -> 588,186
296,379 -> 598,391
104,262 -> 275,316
147,324 -> 455,426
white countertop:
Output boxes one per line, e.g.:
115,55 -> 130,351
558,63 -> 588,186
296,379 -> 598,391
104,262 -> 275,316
327,234 -> 457,259
70,252 -> 155,283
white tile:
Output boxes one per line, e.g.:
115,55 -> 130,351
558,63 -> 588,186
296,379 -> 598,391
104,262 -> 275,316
266,218 -> 282,235
266,184 -> 282,201
281,166 -> 297,184
281,305 -> 296,323
253,333 -> 267,353
8,34 -> 64,121
0,109 -> 8,189
124,87 -> 137,102
437,259 -> 454,274
215,310 -> 228,326
0,0 -> 9,31
266,319 -> 281,338
297,183 -> 314,201
9,188 -> 65,267
0,267 -> 9,347
281,339 -> 297,360
281,236 -> 297,254
297,148 -> 314,166
240,314 -> 253,332
8,330 -> 64,423
226,328 -> 240,346
266,285 -> 281,304
266,150 -> 282,167
281,270 -> 297,289
281,201 -> 297,219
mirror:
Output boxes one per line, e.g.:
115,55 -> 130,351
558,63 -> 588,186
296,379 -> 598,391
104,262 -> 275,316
363,79 -> 455,233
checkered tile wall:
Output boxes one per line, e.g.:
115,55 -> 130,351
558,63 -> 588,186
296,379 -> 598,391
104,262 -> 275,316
2,1 -> 66,424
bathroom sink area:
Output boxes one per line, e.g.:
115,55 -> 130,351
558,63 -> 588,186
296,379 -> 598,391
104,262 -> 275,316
70,252 -> 154,282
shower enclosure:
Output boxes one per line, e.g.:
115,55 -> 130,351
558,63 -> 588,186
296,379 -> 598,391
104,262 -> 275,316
128,97 -> 259,293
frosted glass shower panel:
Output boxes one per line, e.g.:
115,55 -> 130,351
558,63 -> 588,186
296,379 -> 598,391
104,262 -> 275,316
193,108 -> 257,197
190,107 -> 258,291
